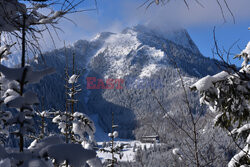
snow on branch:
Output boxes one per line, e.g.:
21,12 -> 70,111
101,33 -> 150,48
228,144 -> 250,167
68,74 -> 79,84
0,135 -> 97,167
39,143 -> 96,167
190,71 -> 229,92
4,91 -> 39,109
0,65 -> 55,84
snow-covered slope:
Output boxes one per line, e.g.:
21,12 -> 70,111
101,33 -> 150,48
89,25 -> 201,80
27,25 -> 221,140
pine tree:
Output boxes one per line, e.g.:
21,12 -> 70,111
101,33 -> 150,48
100,111 -> 124,167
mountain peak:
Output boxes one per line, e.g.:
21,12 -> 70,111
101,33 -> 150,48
122,24 -> 200,54
91,32 -> 115,42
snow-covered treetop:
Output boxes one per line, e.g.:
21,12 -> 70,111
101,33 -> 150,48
52,110 -> 96,143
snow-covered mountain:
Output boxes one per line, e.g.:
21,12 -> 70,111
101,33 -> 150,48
30,25 -> 222,139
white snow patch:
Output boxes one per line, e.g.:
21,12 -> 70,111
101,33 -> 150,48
91,31 -> 140,78
139,64 -> 158,78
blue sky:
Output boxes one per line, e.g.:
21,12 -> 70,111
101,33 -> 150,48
46,0 -> 250,67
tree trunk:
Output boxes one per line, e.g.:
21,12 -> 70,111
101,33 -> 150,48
21,14 -> 26,68
19,14 -> 26,152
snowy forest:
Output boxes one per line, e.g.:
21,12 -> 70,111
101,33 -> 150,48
0,0 -> 249,167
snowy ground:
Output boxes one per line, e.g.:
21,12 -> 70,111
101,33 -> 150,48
90,114 -> 161,163
97,140 -> 160,163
